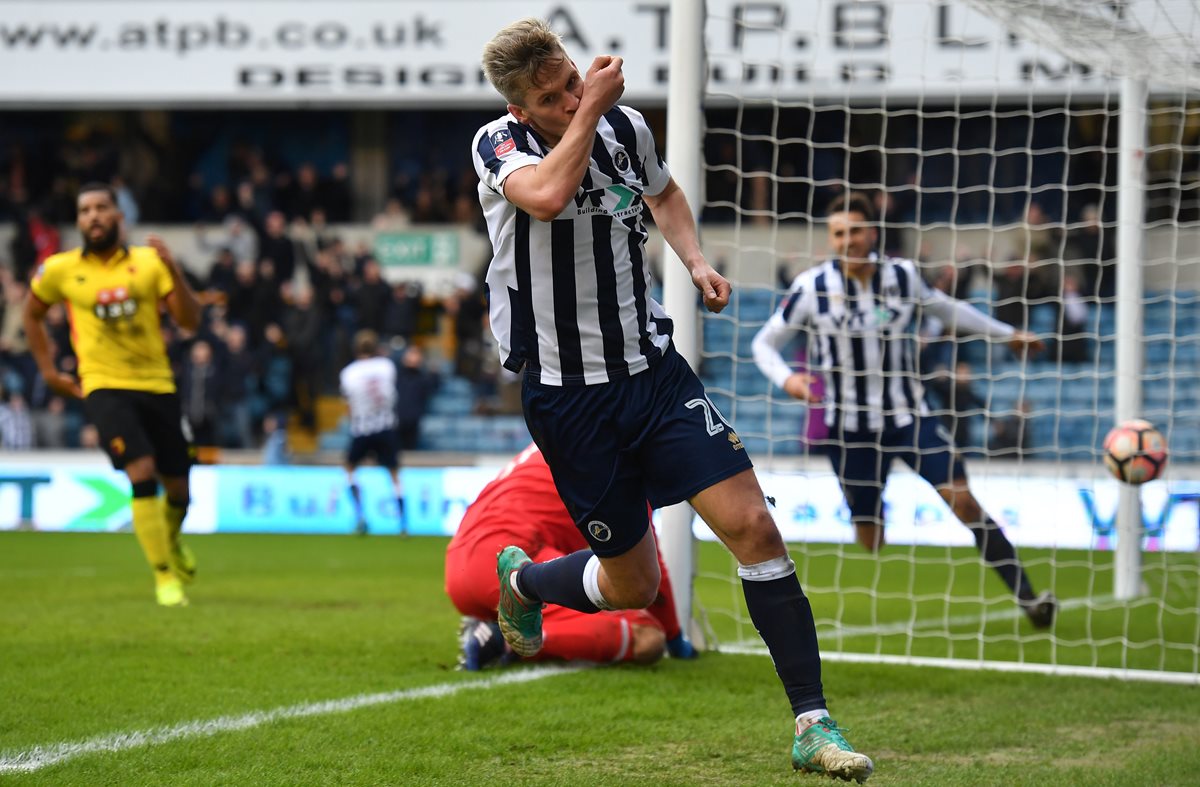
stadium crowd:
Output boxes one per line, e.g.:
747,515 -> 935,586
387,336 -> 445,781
0,107 -> 1172,454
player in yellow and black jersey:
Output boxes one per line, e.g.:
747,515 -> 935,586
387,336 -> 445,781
22,182 -> 203,607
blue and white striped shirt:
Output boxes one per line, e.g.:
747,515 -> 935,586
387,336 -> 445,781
471,105 -> 673,386
753,254 -> 1015,433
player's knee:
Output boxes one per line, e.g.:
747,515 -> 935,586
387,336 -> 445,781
952,498 -> 982,524
629,624 -> 666,665
610,580 -> 660,610
728,507 -> 786,561
855,521 -> 885,552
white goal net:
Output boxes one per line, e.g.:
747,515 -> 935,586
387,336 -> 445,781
671,0 -> 1200,683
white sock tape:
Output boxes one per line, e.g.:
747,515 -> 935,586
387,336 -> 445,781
737,555 -> 796,582
582,554 -> 614,610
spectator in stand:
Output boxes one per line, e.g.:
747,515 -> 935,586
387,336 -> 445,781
201,184 -> 233,223
197,214 -> 258,266
218,324 -> 256,448
0,388 -> 33,449
1065,203 -> 1116,299
1022,201 -> 1063,304
0,274 -> 36,397
372,197 -> 412,232
112,175 -> 139,227
178,339 -> 221,448
990,399 -> 1033,459
288,163 -> 323,221
1058,274 -> 1093,363
410,174 -> 452,223
79,422 -> 100,450
225,260 -> 258,333
250,259 -> 286,342
324,162 -> 353,222
992,256 -> 1030,336
9,208 -> 39,281
446,272 -> 487,383
203,249 -> 238,299
254,210 -> 297,283
384,281 -> 421,345
32,395 -> 69,448
282,284 -> 323,430
353,258 -> 392,336
257,323 -> 293,418
261,412 -> 290,466
395,344 -> 438,451
27,206 -> 62,266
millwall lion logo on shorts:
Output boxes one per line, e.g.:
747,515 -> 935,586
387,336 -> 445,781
587,520 -> 612,542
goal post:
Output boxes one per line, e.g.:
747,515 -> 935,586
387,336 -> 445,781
659,0 -> 1200,682
1115,76 -> 1148,601
658,0 -> 706,638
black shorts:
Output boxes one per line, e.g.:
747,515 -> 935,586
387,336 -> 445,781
827,418 -> 967,523
522,344 -> 754,558
347,429 -> 400,470
84,389 -> 193,476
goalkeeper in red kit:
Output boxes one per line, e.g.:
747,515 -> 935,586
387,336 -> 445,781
445,444 -> 697,669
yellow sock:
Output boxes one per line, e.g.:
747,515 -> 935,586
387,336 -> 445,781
162,496 -> 187,542
131,495 -> 173,580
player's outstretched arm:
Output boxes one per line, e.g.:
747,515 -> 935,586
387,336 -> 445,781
147,234 -> 202,332
21,294 -> 81,399
503,56 -> 625,221
921,283 -> 1044,355
643,178 -> 730,313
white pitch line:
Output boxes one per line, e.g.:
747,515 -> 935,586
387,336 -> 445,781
0,665 -> 582,775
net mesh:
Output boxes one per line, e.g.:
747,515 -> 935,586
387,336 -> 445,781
690,0 -> 1200,679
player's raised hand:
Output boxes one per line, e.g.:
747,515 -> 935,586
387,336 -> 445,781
691,262 -> 731,313
783,372 -> 823,404
145,234 -> 178,270
582,55 -> 625,113
1007,330 -> 1045,357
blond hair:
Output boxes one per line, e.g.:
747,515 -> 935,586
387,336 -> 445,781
482,18 -> 567,106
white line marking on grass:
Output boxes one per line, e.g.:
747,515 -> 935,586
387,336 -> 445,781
0,665 -> 582,775
718,645 -> 1200,685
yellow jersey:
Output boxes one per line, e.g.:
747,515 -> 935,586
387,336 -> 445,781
30,245 -> 177,395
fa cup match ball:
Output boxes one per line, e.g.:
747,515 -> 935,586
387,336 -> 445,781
1103,419 -> 1168,485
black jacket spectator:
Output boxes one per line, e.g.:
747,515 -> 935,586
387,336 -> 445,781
353,259 -> 392,335
395,345 -> 439,450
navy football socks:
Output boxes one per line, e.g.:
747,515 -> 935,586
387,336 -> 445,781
516,549 -> 603,613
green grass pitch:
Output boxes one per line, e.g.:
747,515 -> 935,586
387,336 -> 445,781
1,532 -> 1198,785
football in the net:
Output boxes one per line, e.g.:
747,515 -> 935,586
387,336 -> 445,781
1102,419 -> 1168,485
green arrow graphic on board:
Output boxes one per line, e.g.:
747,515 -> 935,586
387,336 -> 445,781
71,477 -> 132,530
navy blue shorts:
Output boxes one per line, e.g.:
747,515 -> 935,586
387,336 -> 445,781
826,418 -> 966,523
347,429 -> 400,470
522,345 -> 754,557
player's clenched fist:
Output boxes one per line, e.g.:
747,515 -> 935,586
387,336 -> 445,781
583,55 -> 624,113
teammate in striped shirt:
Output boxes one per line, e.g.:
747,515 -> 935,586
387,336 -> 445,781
472,18 -> 872,779
339,330 -> 405,536
753,192 -> 1057,628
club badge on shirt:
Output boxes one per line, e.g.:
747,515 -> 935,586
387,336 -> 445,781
490,128 -> 516,157
613,148 -> 631,172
